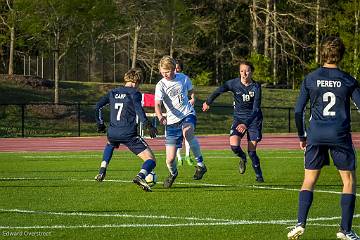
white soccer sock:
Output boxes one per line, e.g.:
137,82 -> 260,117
166,161 -> 177,175
176,148 -> 182,160
100,161 -> 108,168
185,140 -> 190,157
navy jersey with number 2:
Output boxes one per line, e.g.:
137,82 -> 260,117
95,86 -> 149,140
295,67 -> 360,145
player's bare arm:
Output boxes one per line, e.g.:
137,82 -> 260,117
154,99 -> 167,125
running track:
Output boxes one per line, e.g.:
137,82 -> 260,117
1,133 -> 360,152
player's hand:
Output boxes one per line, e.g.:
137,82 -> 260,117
202,102 -> 210,112
97,123 -> 106,133
236,123 -> 247,133
148,126 -> 158,138
159,116 -> 167,125
300,140 -> 306,150
189,98 -> 195,106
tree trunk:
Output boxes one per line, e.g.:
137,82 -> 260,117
273,0 -> 277,85
264,0 -> 271,58
8,26 -> 14,75
89,46 -> 97,81
315,0 -> 320,64
170,10 -> 176,57
54,32 -> 60,104
250,0 -> 258,54
131,23 -> 141,68
54,50 -> 59,104
354,5 -> 359,78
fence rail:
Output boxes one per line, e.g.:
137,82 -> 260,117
1,103 -> 360,138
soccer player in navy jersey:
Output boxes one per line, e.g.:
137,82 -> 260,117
94,68 -> 158,192
202,61 -> 264,182
287,36 -> 360,240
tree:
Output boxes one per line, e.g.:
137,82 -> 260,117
22,0 -> 95,103
0,0 -> 16,75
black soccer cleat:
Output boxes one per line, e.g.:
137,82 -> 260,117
193,165 -> 207,180
163,171 -> 178,188
256,176 -> 264,183
95,167 -> 107,182
239,157 -> 247,174
133,175 -> 152,192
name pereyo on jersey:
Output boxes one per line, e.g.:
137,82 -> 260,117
316,80 -> 342,88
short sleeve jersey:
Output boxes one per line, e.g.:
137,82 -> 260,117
155,73 -> 195,125
206,78 -> 263,126
95,86 -> 149,139
295,67 -> 360,145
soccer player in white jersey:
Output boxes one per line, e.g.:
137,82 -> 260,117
155,55 -> 207,188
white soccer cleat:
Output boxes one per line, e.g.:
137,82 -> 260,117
287,224 -> 305,240
337,228 -> 360,240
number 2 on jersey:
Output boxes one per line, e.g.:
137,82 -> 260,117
115,103 -> 124,120
323,92 -> 336,116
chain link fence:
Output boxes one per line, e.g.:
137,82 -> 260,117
1,103 -> 360,138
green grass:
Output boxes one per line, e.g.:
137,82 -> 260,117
0,77 -> 299,107
0,149 -> 359,239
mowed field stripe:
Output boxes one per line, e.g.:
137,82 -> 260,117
0,177 -> 356,197
0,208 -> 359,229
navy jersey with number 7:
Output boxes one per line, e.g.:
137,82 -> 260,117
95,86 -> 149,140
295,67 -> 360,145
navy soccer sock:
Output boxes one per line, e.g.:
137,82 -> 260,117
297,190 -> 313,225
231,145 -> 246,160
139,159 -> 156,179
340,193 -> 356,232
248,151 -> 262,177
103,143 -> 115,165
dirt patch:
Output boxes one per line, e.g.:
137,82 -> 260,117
0,74 -> 53,89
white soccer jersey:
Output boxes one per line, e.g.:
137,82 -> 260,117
155,73 -> 195,124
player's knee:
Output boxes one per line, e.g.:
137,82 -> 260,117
248,151 -> 260,164
231,145 -> 241,154
183,128 -> 194,141
106,143 -> 115,149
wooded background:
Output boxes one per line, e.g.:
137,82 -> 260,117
0,0 -> 359,103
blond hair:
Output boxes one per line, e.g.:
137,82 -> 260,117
124,68 -> 143,83
320,36 -> 345,64
158,55 -> 176,71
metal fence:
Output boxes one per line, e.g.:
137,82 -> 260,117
1,103 -> 360,138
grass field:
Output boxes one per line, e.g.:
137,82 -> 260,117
0,149 -> 359,240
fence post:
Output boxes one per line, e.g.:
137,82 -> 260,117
288,107 -> 291,133
77,102 -> 81,137
21,104 -> 25,138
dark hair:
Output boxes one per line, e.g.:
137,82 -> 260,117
320,36 -> 345,64
176,59 -> 184,71
239,60 -> 255,72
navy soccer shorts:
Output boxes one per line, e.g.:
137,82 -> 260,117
230,118 -> 262,142
165,114 -> 197,148
108,135 -> 149,155
304,143 -> 356,171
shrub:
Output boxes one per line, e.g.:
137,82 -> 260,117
192,71 -> 212,86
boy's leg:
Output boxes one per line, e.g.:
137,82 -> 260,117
183,124 -> 207,180
163,145 -> 178,188
176,147 -> 183,166
95,143 -> 115,182
338,170 -> 356,233
184,139 -> 194,166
